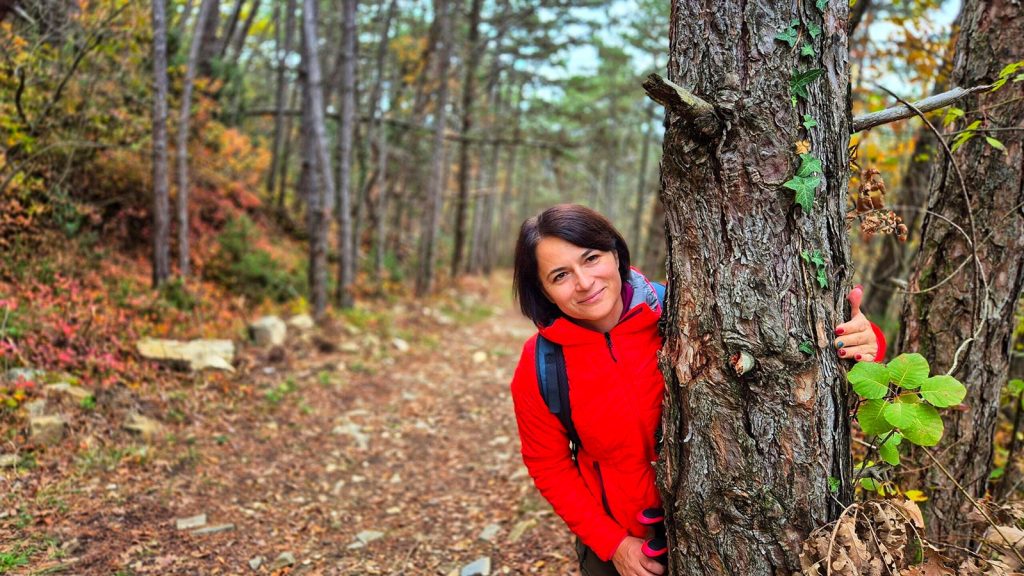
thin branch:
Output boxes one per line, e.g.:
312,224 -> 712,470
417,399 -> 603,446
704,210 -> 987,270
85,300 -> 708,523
922,448 -> 1024,566
852,84 -> 993,133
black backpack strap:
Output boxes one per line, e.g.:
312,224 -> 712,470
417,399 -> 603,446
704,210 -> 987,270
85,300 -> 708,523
535,334 -> 581,460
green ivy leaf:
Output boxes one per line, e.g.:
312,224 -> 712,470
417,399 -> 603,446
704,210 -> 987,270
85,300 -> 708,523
986,136 -> 1007,153
807,21 -> 822,39
801,43 -> 815,57
943,107 -> 964,127
991,466 -> 1005,480
802,114 -> 818,129
883,402 -> 943,446
816,0 -> 828,12
848,362 -> 891,399
800,250 -> 811,263
827,475 -> 840,494
1009,379 -> 1024,397
816,268 -> 829,288
785,175 -> 820,214
810,251 -> 825,268
887,353 -> 930,389
919,375 -> 966,407
877,432 -> 903,466
791,68 -> 824,101
857,399 -> 893,436
799,340 -> 815,355
796,153 -> 823,177
775,25 -> 799,47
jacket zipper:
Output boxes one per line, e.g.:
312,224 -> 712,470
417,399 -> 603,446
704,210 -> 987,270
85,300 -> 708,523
593,462 -> 613,516
603,332 -> 617,362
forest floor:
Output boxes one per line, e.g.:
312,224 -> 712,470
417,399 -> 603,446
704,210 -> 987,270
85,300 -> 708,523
0,271 -> 582,575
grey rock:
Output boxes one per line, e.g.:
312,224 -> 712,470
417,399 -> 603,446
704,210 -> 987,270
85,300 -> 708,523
249,556 -> 263,570
175,514 -> 207,530
191,523 -> 234,535
287,314 -> 315,331
136,338 -> 235,372
249,316 -> 287,347
339,341 -> 361,353
269,552 -> 295,571
123,413 -> 163,440
356,530 -> 384,545
45,383 -> 93,403
507,519 -> 537,543
478,523 -> 501,542
391,338 -> 410,352
0,454 -> 19,467
30,414 -> 65,445
460,557 -> 491,576
4,368 -> 44,382
25,399 -> 47,418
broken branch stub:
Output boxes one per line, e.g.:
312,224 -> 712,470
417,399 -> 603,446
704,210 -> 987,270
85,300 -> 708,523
642,73 -> 720,139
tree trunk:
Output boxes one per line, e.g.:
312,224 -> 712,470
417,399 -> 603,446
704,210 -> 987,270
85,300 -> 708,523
218,0 -> 245,60
174,0 -> 216,279
151,0 -> 171,287
196,0 -> 220,76
897,0 -> 1024,540
226,0 -> 260,69
631,103 -> 655,257
415,0 -> 450,296
451,0 -> 483,278
657,0 -> 852,572
496,79 -> 523,261
334,0 -> 357,308
301,0 -> 336,320
267,0 -> 297,201
366,0 -> 397,283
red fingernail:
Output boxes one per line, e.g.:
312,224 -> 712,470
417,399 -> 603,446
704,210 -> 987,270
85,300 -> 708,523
855,354 -> 862,361
839,349 -> 846,357
835,327 -> 845,335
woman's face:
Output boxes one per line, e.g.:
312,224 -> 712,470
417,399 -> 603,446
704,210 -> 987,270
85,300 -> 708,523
535,236 -> 623,333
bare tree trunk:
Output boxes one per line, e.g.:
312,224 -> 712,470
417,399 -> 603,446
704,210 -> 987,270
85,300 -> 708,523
301,0 -> 336,320
218,0 -> 245,60
451,0 -> 483,278
657,0 -> 852,572
897,0 -> 1024,540
631,103 -> 655,257
151,0 -> 171,287
374,61 -> 401,282
196,0 -> 220,76
333,0 -> 356,308
414,0 -> 450,296
469,72 -> 503,275
226,0 -> 260,68
267,0 -> 297,201
174,0 -> 215,279
363,0 -> 396,285
496,78 -> 523,261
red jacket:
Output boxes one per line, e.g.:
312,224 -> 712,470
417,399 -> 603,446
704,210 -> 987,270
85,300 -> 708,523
510,271 -> 889,562
511,270 -> 665,561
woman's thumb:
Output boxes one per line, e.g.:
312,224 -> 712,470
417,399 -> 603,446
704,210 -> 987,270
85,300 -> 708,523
848,284 -> 863,317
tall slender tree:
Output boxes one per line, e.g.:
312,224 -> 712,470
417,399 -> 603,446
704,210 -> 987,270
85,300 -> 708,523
151,0 -> 171,287
451,0 -> 483,277
174,0 -> 216,279
335,0 -> 357,308
267,0 -> 298,202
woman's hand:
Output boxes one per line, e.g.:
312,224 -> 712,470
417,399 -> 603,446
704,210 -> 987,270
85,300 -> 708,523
834,285 -> 879,362
612,536 -> 665,576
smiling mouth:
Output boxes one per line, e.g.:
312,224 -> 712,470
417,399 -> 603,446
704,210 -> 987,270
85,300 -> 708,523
578,288 -> 604,304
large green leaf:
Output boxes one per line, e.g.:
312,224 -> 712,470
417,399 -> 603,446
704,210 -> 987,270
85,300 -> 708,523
785,175 -> 819,214
887,353 -> 930,390
883,402 -> 943,446
858,399 -> 893,436
848,362 -> 891,399
920,375 -> 966,408
877,432 -> 903,466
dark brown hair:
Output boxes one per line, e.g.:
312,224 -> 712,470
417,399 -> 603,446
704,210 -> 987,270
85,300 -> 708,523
513,204 -> 631,326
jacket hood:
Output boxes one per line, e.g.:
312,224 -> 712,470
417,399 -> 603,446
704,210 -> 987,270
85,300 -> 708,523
537,268 -> 662,346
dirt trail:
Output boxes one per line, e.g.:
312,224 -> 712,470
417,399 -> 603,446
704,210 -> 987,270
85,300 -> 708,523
1,273 -> 581,575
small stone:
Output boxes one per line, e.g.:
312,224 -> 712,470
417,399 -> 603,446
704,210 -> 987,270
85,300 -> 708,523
0,454 -> 19,467
136,338 -> 235,372
472,351 -> 488,364
269,552 -> 295,571
192,523 -> 235,535
385,506 -> 401,515
123,413 -> 163,440
389,473 -> 401,484
106,484 -> 118,491
461,557 -> 491,576
356,530 -> 384,545
30,414 -> 65,446
339,342 -> 361,353
249,556 -> 263,570
25,399 -> 47,418
176,514 -> 207,530
249,316 -> 287,347
44,382 -> 93,403
391,338 -> 410,352
4,368 -> 44,383
286,314 -> 315,331
478,523 -> 501,542
507,519 -> 537,543
332,422 -> 369,450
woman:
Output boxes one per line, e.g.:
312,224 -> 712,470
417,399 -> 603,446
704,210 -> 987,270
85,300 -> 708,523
509,204 -> 884,576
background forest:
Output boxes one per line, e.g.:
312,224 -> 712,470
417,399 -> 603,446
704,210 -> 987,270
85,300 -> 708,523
0,0 -> 1022,573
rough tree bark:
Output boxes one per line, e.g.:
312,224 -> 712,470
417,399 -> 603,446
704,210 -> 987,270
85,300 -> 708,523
301,0 -> 336,320
335,0 -> 357,308
655,1 -> 853,573
174,0 -> 216,279
451,0 -> 483,277
897,0 -> 1024,540
415,0 -> 451,296
151,0 -> 171,287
